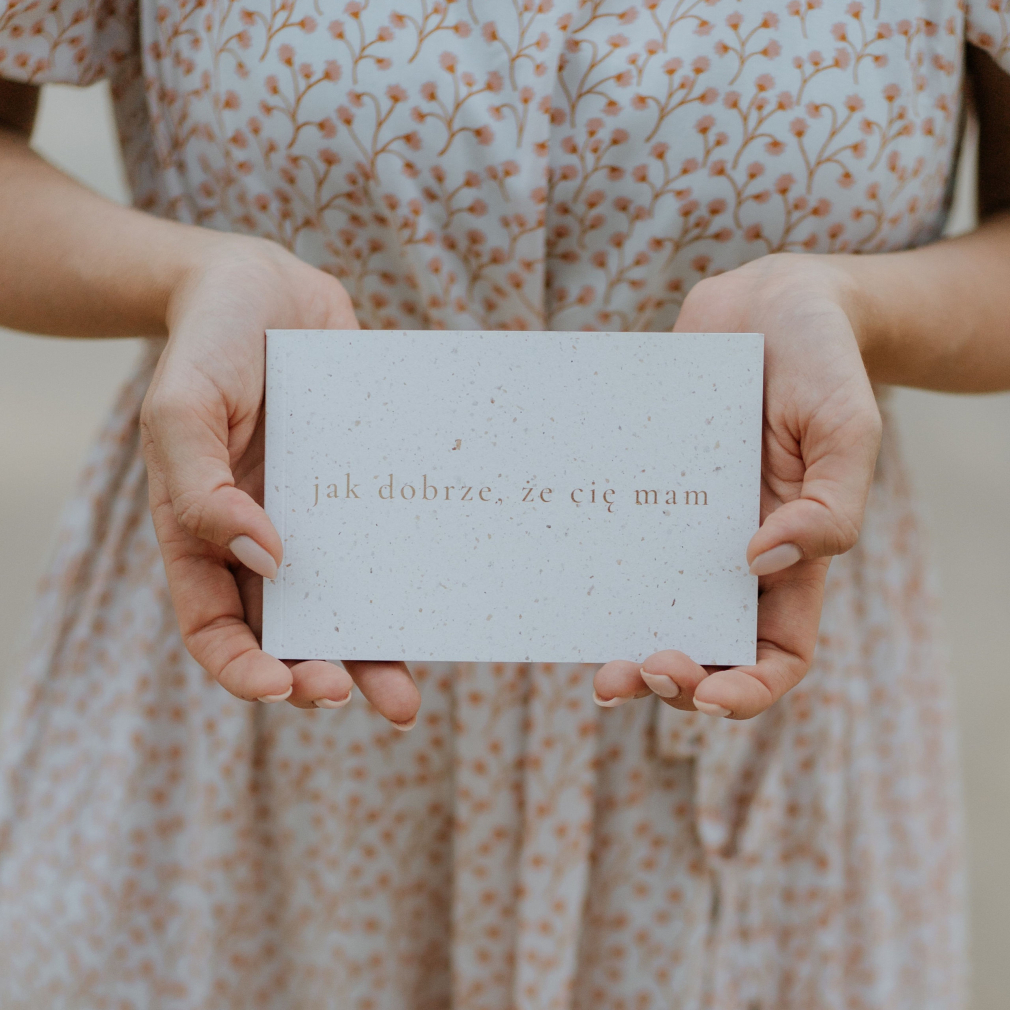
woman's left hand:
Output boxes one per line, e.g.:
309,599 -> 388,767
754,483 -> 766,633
594,253 -> 882,720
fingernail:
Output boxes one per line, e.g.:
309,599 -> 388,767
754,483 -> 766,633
230,535 -> 279,580
593,689 -> 629,708
391,715 -> 417,732
694,700 -> 731,718
313,694 -> 351,710
258,686 -> 293,703
640,669 -> 680,699
749,542 -> 802,577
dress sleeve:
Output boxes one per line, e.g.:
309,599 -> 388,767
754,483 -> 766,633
0,0 -> 137,86
966,2 -> 1010,74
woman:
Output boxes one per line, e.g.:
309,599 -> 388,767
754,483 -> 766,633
1,1 -> 1008,1006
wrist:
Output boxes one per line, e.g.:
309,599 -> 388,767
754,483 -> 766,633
816,253 -> 893,380
161,229 -> 275,332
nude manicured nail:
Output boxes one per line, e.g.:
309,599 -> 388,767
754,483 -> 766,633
694,700 -> 731,718
749,542 -> 802,577
230,535 -> 279,580
640,669 -> 680,699
593,690 -> 629,708
391,715 -> 417,732
258,686 -> 293,703
314,695 -> 351,710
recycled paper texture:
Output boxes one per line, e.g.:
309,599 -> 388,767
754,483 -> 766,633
263,330 -> 762,665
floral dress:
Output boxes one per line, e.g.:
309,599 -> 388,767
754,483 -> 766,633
1,1 -> 1004,1007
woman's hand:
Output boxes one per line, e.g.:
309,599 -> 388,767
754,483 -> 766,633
141,234 -> 421,727
594,253 -> 882,720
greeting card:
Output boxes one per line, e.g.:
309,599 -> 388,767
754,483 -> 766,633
262,330 -> 762,665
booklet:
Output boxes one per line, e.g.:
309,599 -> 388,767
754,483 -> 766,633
262,330 -> 762,666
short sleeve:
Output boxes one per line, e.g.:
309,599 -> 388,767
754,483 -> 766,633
967,1 -> 1010,74
0,0 -> 136,86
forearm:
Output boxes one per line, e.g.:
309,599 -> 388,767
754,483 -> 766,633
0,125 -> 220,338
833,212 -> 1010,392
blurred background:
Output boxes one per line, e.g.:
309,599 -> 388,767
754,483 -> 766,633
1,82 -> 1008,1007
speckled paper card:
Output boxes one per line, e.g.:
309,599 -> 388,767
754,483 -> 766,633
262,330 -> 762,665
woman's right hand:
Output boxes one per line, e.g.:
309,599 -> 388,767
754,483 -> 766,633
141,234 -> 421,728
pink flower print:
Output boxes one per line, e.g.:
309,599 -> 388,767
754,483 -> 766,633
277,43 -> 295,66
882,83 -> 901,102
474,125 -> 494,146
345,1 -> 364,17
790,117 -> 808,137
691,55 -> 710,74
726,12 -> 744,29
439,51 -> 457,72
755,73 -> 774,92
299,16 -> 317,33
607,34 -> 630,49
760,12 -> 780,29
846,1 -> 863,16
775,173 -> 796,194
328,20 -> 345,40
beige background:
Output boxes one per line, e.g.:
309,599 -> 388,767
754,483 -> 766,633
0,83 -> 1007,1006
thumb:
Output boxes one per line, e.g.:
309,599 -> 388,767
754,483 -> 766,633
140,354 -> 281,577
748,405 -> 882,576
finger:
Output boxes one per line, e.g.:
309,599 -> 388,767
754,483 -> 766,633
693,559 -> 827,720
343,660 -> 421,730
149,470 -> 292,702
748,397 -> 882,575
592,660 -> 653,708
141,343 -> 281,572
285,660 -> 354,710
638,650 -> 712,711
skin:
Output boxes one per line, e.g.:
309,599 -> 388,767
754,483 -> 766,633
2,49 -> 1010,725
